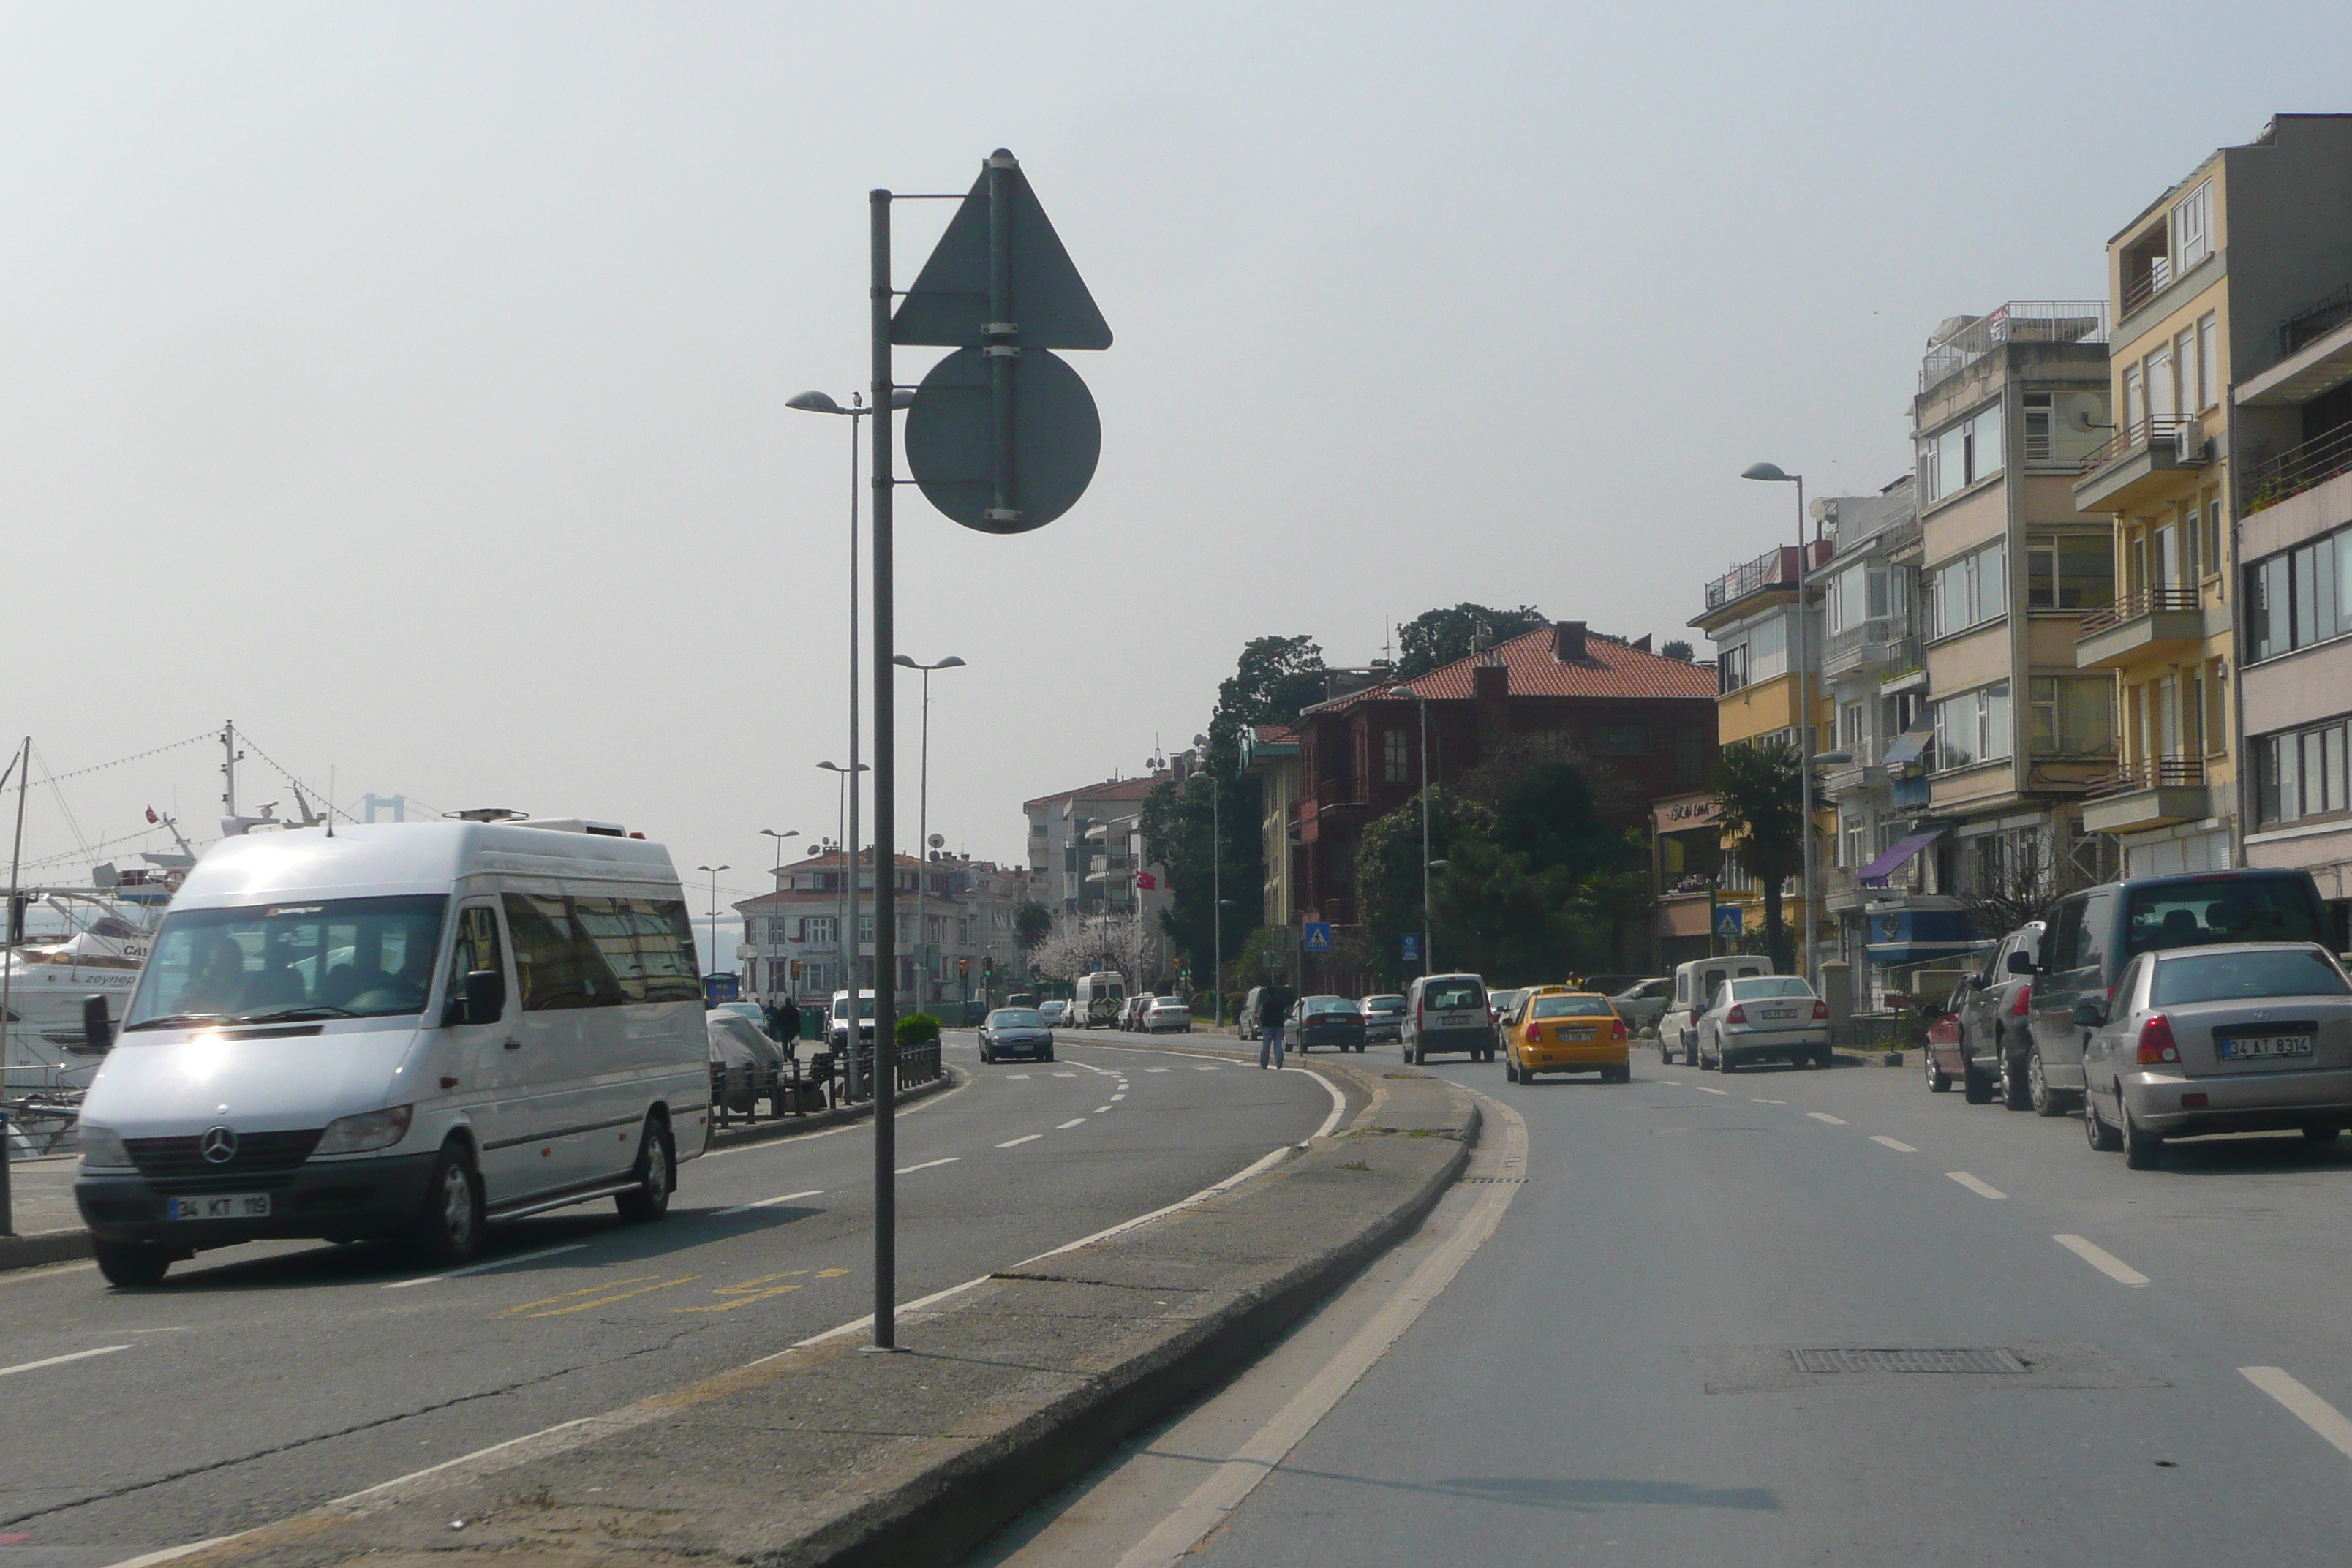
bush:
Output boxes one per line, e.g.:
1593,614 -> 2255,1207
895,1013 -> 942,1047
1191,991 -> 1215,1017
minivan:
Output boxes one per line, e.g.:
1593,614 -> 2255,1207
2013,868 -> 2332,1117
73,820 -> 710,1286
1656,954 -> 1774,1065
1403,973 -> 1496,1063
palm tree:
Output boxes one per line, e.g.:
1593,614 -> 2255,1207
1710,741 -> 1805,971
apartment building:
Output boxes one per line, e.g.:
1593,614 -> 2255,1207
2074,115 -> 2352,878
733,847 -> 1028,1009
1907,301 -> 2117,929
1022,773 -> 1168,919
1241,723 -> 1303,932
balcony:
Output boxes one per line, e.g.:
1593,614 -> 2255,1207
2073,417 -> 2212,512
2076,584 -> 2206,669
1703,542 -> 1829,613
2240,420 -> 2352,519
1821,618 -> 1919,680
1918,301 -> 2109,397
2082,756 -> 2212,835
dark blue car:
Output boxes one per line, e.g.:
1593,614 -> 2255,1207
1287,995 -> 1368,1053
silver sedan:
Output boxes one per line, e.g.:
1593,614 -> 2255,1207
2081,941 -> 2352,1169
1697,975 -> 1831,1073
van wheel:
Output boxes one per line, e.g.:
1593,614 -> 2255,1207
616,1117 -> 674,1223
2028,1049 -> 2064,1117
412,1142 -> 484,1264
93,1239 -> 173,1287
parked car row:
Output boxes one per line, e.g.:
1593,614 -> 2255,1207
1923,867 -> 2351,1172
1112,993 -> 1191,1033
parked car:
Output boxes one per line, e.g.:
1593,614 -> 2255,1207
706,1014 -> 765,1114
1583,974 -> 1646,1000
978,1007 -> 1055,1063
1502,990 -> 1629,1082
829,989 -> 878,1052
1037,998 -> 1068,1026
1403,973 -> 1496,1063
712,1000 -> 766,1025
1610,977 -> 1673,1034
1360,994 -> 1407,1043
1923,982 -> 1969,1096
1143,995 -> 1191,1033
1657,955 -> 1774,1065
1925,923 -> 2043,1107
1697,974 -> 1830,1072
1286,994 -> 1368,1053
2079,942 -> 2352,1169
1488,988 -> 1529,1027
1239,984 -> 1272,1041
2016,869 -> 2333,1118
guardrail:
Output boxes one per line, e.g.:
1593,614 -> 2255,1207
1920,301 -> 2109,395
2075,415 -> 2198,479
2087,755 -> 2204,798
2242,420 -> 2352,516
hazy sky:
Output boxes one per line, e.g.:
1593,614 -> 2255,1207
4,2 -> 2349,920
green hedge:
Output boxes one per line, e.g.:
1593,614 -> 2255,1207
895,1012 -> 942,1047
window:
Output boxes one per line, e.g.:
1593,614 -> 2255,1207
1838,701 -> 1863,753
2247,526 -> 2352,661
1929,539 -> 2008,637
2257,717 -> 2352,827
1842,813 -> 1866,869
131,894 -> 453,1028
1590,723 -> 1648,755
1921,401 -> 2004,503
2198,315 -> 2218,410
2146,346 -> 2175,424
804,915 -> 836,946
2029,676 -> 2115,756
2176,328 -> 2199,422
2024,393 -> 2051,461
2172,181 -> 2212,274
1382,728 -> 1409,783
2026,536 -> 2114,610
857,914 -> 875,945
1716,642 -> 1749,693
2204,495 -> 2223,580
2123,876 -> 2323,957
1828,561 -> 1891,633
2125,366 -> 2145,437
449,904 -> 504,997
1748,613 -> 1790,681
1931,682 -> 2010,772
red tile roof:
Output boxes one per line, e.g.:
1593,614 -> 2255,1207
1304,626 -> 1716,714
1022,773 -> 1169,810
1253,724 -> 1299,745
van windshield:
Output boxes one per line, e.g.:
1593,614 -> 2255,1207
124,895 -> 449,1030
2124,876 -> 2325,958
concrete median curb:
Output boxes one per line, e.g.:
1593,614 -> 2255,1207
0,1227 -> 92,1273
139,1044 -> 1475,1568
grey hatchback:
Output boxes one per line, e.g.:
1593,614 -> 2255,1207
2079,943 -> 2352,1169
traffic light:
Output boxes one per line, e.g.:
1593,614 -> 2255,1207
959,957 -> 971,979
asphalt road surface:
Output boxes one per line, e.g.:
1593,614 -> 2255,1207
976,1042 -> 2352,1567
0,1031 -> 1331,1567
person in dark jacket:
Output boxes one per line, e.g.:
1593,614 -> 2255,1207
768,998 -> 802,1059
1258,985 -> 1289,1070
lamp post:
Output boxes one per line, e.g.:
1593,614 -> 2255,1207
696,864 -> 731,992
1387,685 -> 1435,976
1192,733 -> 1224,1028
817,761 -> 870,1088
759,828 -> 801,1005
893,654 -> 966,1012
1741,461 -> 1814,988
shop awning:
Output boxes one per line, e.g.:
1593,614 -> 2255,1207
1859,828 -> 1943,888
1880,725 -> 1934,769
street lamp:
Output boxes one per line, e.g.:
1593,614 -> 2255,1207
758,829 -> 801,1005
894,654 -> 966,1012
1192,733 -> 1226,1028
1388,685 -> 1436,977
1742,461 -> 1816,989
696,864 -> 731,988
817,761 -> 870,1088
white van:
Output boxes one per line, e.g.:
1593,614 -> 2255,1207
1073,970 -> 1126,1028
828,989 -> 877,1052
1656,953 -> 1775,1065
72,820 -> 709,1286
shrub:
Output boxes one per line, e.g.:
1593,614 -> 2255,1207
895,1012 -> 942,1047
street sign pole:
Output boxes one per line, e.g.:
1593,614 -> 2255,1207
869,187 -> 900,1351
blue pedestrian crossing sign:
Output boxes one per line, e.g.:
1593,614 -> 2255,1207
1714,905 -> 1745,941
1303,921 -> 1333,954
1401,932 -> 1422,962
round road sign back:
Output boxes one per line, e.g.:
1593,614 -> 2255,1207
903,346 -> 1101,535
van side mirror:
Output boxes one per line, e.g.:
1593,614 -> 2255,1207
2070,998 -> 2106,1028
79,994 -> 115,1054
462,969 -> 506,1025
2007,951 -> 2037,976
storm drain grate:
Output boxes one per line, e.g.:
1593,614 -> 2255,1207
1793,1347 -> 2027,1376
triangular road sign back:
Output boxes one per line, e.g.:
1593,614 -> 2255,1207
892,152 -> 1112,350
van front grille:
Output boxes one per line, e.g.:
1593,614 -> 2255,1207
126,1129 -> 322,1187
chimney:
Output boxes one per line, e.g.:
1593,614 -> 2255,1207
1632,633 -> 1652,653
1553,620 -> 1588,660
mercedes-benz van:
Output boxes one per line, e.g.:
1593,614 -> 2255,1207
72,819 -> 709,1286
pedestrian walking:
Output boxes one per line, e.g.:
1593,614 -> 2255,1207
772,994 -> 802,1059
1258,986 -> 1288,1070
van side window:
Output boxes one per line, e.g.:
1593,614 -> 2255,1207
2046,899 -> 2087,973
449,906 -> 505,1017
502,893 -> 627,1011
574,897 -> 702,1003
2077,892 -> 2116,976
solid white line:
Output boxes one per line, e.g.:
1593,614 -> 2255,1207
0,1344 -> 129,1377
1807,1112 -> 1848,1125
997,1134 -> 1043,1148
1281,1064 -> 1351,1141
1871,1135 -> 1918,1153
712,1189 -> 823,1218
1945,1171 -> 2008,1199
2242,1367 -> 2352,1460
1058,1118 -> 1088,1130
1694,1086 -> 1731,1097
1110,1091 -> 1531,1568
1752,1098 -> 1786,1104
894,1157 -> 960,1174
2054,1233 -> 2150,1286
383,1243 -> 589,1288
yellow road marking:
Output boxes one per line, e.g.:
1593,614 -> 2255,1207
817,1267 -> 851,1278
505,1275 -> 701,1319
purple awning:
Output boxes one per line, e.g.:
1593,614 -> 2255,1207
1859,829 -> 1943,888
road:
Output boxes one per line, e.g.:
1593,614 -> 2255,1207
0,1030 -> 1333,1567
977,1042 -> 2352,1567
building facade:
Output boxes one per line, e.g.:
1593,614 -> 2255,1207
1241,723 -> 1303,933
733,848 -> 1028,1011
1023,774 -> 1170,922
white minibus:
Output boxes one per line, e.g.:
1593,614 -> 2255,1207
73,818 -> 709,1286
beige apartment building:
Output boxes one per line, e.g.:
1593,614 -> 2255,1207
2073,114 -> 2352,878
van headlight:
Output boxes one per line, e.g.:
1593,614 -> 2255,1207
79,1124 -> 132,1170
314,1104 -> 414,1156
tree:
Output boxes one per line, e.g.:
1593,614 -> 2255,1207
1428,832 -> 1582,985
1710,741 -> 1806,971
1659,639 -> 1695,662
1395,603 -> 1549,680
1013,900 -> 1052,952
1490,759 -> 1639,883
1141,770 -> 1261,988
1201,633 -> 1325,777
1357,788 -> 1497,987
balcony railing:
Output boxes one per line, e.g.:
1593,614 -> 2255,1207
2242,420 -> 2352,517
2075,582 -> 2201,638
1822,617 -> 1917,674
2088,756 -> 2205,798
1703,541 -> 1830,611
1919,301 -> 2109,395
2075,415 -> 2199,480
2280,282 -> 2352,361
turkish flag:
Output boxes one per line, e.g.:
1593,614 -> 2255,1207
146,807 -> 159,825
1134,871 -> 1156,891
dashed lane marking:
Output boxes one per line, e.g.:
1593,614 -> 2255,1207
2054,1233 -> 2150,1286
1058,1118 -> 1088,1130
1871,1135 -> 1918,1153
1752,1098 -> 1786,1104
1946,1171 -> 2007,1199
998,1134 -> 1043,1148
1006,1074 -> 1030,1079
1096,1105 -> 1115,1113
386,1242 -> 591,1288
1111,1093 -> 1126,1101
1052,1072 -> 1078,1078
1694,1086 -> 1731,1096
1807,1112 -> 1848,1125
895,1157 -> 961,1175
712,1189 -> 824,1218
1146,1068 -> 1174,1073
2242,1368 -> 2352,1460
0,1345 -> 130,1378
1193,1066 -> 1221,1071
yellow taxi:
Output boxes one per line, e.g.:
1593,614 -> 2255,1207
1503,987 -> 1630,1083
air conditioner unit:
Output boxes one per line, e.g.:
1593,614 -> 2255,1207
2175,423 -> 2208,463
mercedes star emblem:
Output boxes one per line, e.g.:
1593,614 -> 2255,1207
200,1126 -> 238,1164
